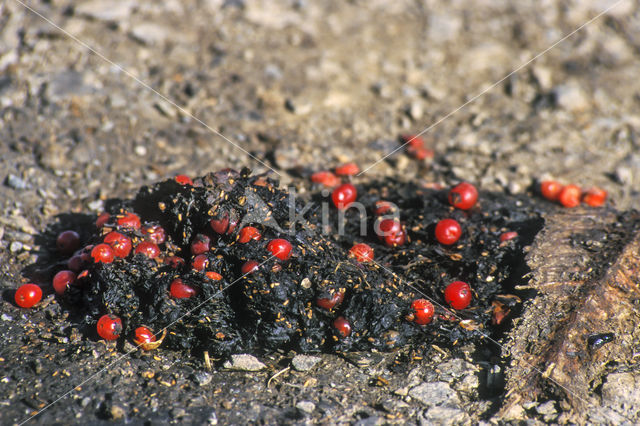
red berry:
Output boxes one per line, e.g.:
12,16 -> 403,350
500,231 -> 518,242
95,212 -> 111,228
582,187 -> 607,207
56,230 -> 81,255
134,326 -> 156,344
540,181 -> 563,201
448,182 -> 478,210
67,254 -> 86,272
52,270 -> 76,295
164,256 -> 185,269
191,254 -> 209,271
558,184 -> 582,208
241,260 -> 260,274
384,229 -> 406,247
227,217 -> 238,234
266,239 -> 293,260
238,226 -> 262,243
174,174 -> 193,185
170,279 -> 198,298
444,281 -> 472,310
377,218 -> 406,247
103,231 -> 132,258
97,314 -> 122,341
374,200 -> 394,216
91,243 -> 115,263
335,162 -> 360,176
142,224 -> 166,244
333,316 -> 351,338
331,183 -> 357,209
134,241 -> 160,258
435,219 -> 462,245
316,290 -> 344,310
310,171 -> 340,187
190,234 -> 211,255
14,284 -> 42,308
410,299 -> 435,325
401,134 -> 425,149
349,243 -> 374,263
210,215 -> 229,234
117,212 -> 141,230
407,146 -> 434,160
206,271 -> 223,281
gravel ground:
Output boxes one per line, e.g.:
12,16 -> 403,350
1,0 -> 640,424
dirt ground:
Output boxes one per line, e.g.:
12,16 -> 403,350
1,0 -> 640,424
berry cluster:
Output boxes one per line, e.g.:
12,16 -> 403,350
540,180 -> 607,208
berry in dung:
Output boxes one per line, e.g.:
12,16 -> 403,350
448,182 -> 478,210
377,218 -> 406,247
349,243 -> 374,263
540,180 -> 563,201
500,231 -> 518,242
333,316 -> 352,338
558,184 -> 582,208
435,219 -> 462,245
206,271 -> 223,281
409,299 -> 434,325
582,187 -> 607,207
384,229 -> 406,247
310,171 -> 340,187
134,326 -> 156,345
52,270 -> 76,295
241,260 -> 260,274
266,239 -> 292,260
331,183 -> 357,209
190,234 -> 211,255
164,256 -> 185,268
335,162 -> 360,176
444,281 -> 472,310
316,290 -> 345,310
174,174 -> 193,185
210,214 -> 230,234
95,212 -> 111,228
170,279 -> 198,298
56,230 -> 81,255
117,212 -> 141,230
374,200 -> 394,216
103,231 -> 132,258
238,226 -> 262,243
134,241 -> 160,258
191,254 -> 209,271
97,314 -> 122,341
91,244 -> 115,263
142,224 -> 166,244
14,284 -> 42,308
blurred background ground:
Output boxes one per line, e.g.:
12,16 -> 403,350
1,0 -> 639,424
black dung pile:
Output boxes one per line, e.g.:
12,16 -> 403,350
42,169 -> 548,357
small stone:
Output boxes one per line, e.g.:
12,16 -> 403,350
171,408 -> 187,419
9,241 -> 23,253
409,382 -> 460,407
553,82 -> 590,112
134,145 -> 147,156
393,387 -> 409,396
423,406 -> 467,424
87,199 -> 104,212
1,314 -> 12,321
81,397 -> 91,408
291,354 -> 321,372
5,174 -> 28,190
193,371 -> 212,386
407,102 -> 424,121
130,23 -> 169,46
223,354 -> 266,371
536,400 -> 557,416
207,410 -> 218,425
296,400 -> 315,414
76,0 -> 135,22
109,404 -> 126,420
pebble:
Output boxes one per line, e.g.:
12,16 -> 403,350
207,410 -> 218,425
553,82 -> 590,112
9,241 -> 23,253
536,400 -> 557,416
108,404 -> 126,420
422,406 -> 467,424
291,354 -> 321,372
130,23 -> 170,46
295,400 -> 315,414
171,407 -> 187,419
5,174 -> 28,190
223,354 -> 266,371
409,382 -> 460,407
75,0 -> 135,22
193,371 -> 213,386
1,313 -> 13,321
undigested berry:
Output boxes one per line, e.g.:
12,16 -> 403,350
91,244 -> 115,263
333,316 -> 352,338
238,226 -> 262,243
134,241 -> 160,258
582,187 -> 607,207
331,183 -> 357,209
170,279 -> 198,299
316,290 -> 345,310
349,243 -> 374,263
335,162 -> 360,176
14,284 -> 42,308
117,212 -> 141,230
103,231 -> 132,258
409,299 -> 435,325
56,230 -> 81,255
97,314 -> 122,340
444,281 -> 472,310
448,182 -> 478,210
435,219 -> 462,245
53,270 -> 76,295
540,180 -> 563,201
266,239 -> 292,260
310,171 -> 340,187
558,184 -> 582,208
